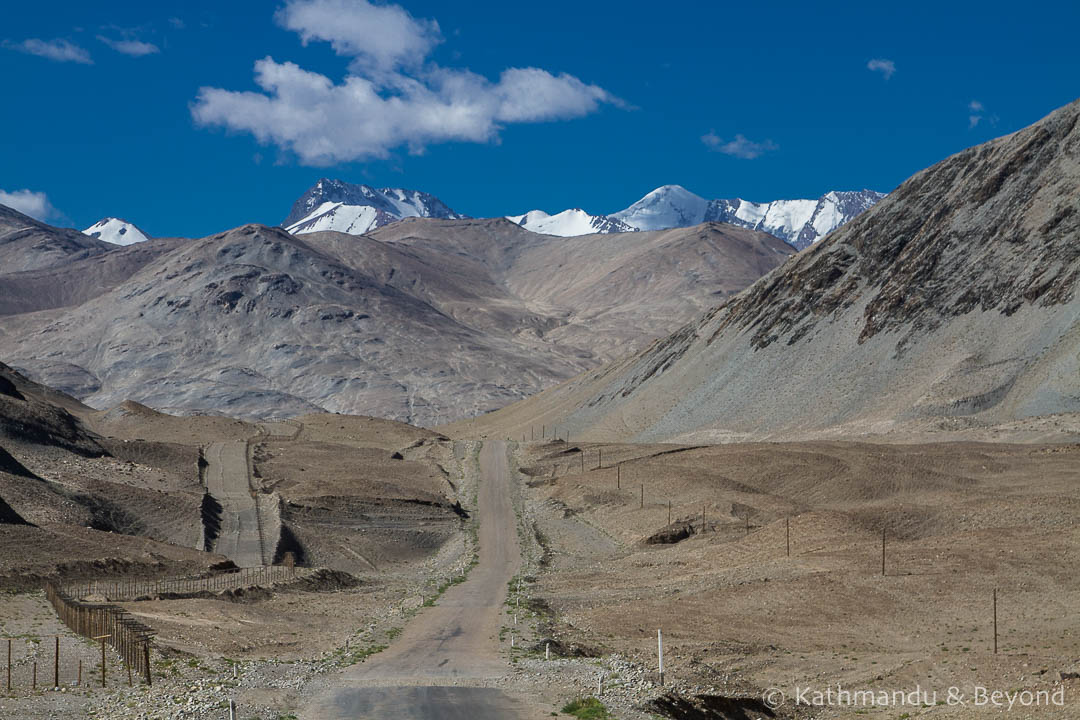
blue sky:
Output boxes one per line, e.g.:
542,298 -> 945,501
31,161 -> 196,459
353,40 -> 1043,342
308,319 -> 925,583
2,0 -> 1078,238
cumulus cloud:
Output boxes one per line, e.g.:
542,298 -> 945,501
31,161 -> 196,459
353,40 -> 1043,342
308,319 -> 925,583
867,58 -> 896,80
275,0 -> 440,73
192,0 -> 620,165
0,189 -> 60,221
701,132 -> 778,159
97,35 -> 160,56
7,38 -> 92,64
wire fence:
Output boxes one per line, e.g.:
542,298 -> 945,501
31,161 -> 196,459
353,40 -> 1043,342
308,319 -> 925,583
1,633 -> 110,692
44,583 -> 153,686
59,564 -> 307,602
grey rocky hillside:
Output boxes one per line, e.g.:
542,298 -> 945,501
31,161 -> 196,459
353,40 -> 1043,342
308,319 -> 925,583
477,98 -> 1080,442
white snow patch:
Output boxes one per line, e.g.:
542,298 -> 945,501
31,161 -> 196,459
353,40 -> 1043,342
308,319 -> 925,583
83,218 -> 150,246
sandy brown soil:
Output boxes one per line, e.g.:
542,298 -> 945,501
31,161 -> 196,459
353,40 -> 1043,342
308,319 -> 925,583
514,439 -> 1080,717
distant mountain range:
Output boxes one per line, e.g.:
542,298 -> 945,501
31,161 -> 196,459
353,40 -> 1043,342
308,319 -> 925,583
283,178 -> 884,250
76,178 -> 884,251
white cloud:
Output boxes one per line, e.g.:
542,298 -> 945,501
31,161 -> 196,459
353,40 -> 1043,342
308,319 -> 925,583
8,38 -> 92,64
701,132 -> 778,159
275,0 -> 440,73
967,100 -> 995,129
867,58 -> 896,80
168,17 -> 185,30
97,35 -> 160,56
192,0 -> 620,165
0,189 -> 59,221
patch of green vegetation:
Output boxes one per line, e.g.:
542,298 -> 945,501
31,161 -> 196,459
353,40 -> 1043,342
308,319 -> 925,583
340,643 -> 387,666
386,627 -> 402,640
561,697 -> 612,719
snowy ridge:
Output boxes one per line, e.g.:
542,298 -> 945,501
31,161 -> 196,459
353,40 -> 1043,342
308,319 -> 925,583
83,218 -> 151,246
279,178 -> 883,244
608,186 -> 886,249
704,190 -> 886,249
283,178 -> 465,236
507,208 -> 636,237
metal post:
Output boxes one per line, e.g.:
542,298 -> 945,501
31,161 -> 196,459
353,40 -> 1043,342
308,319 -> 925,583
657,628 -> 664,686
7,638 -> 10,692
78,660 -> 82,686
882,527 -> 886,576
101,636 -> 106,688
598,449 -> 602,469
144,641 -> 151,686
786,516 -> 790,557
668,500 -> 671,525
993,589 -> 998,654
54,635 -> 59,688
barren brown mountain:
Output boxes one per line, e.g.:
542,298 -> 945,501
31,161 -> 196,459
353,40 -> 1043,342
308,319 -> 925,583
0,214 -> 792,425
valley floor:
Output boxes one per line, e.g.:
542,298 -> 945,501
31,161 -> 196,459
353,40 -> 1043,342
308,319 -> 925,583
2,434 -> 1078,719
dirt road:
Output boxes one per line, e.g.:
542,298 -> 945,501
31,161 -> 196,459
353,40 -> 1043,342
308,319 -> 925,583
301,440 -> 547,719
203,440 -> 265,568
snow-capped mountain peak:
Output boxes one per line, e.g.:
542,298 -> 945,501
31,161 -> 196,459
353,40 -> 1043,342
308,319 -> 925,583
83,218 -> 151,246
283,178 -> 465,235
610,185 -> 711,232
507,208 -> 636,237
705,189 -> 886,249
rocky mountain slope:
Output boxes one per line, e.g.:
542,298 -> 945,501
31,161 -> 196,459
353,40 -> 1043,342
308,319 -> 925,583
0,218 -> 792,424
283,178 -> 465,235
0,203 -> 112,272
459,98 -> 1080,442
83,217 -> 152,246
